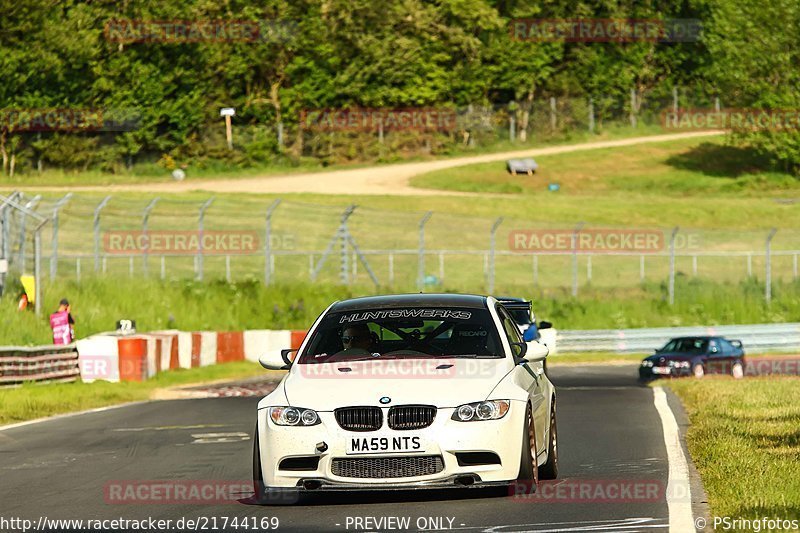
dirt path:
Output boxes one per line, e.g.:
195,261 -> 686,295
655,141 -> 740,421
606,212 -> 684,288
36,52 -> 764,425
27,131 -> 722,196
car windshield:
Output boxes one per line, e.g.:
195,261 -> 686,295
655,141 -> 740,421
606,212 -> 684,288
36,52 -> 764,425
298,307 -> 504,363
660,338 -> 709,353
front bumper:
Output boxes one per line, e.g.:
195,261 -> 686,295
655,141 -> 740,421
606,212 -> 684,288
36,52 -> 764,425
256,402 -> 526,490
639,365 -> 691,379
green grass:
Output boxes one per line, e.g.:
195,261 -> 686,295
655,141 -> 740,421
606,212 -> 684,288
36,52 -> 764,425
412,136 -> 800,197
0,124 -> 665,187
547,352 -> 646,364
0,360 -> 268,425
4,277 -> 800,346
664,378 -> 800,521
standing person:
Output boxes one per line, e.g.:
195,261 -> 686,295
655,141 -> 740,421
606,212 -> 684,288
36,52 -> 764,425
50,298 -> 75,345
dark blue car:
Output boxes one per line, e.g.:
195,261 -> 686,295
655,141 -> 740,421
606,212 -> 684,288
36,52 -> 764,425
639,336 -> 745,379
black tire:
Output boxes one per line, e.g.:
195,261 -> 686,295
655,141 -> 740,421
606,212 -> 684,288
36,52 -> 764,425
538,399 -> 558,480
516,403 -> 539,487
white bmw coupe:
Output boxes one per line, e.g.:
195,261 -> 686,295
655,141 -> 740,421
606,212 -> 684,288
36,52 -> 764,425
254,293 -> 558,503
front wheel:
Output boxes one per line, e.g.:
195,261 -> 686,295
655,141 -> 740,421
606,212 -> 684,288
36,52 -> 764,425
538,400 -> 558,480
516,403 -> 539,487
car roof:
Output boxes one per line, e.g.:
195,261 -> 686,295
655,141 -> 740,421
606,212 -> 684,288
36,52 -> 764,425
330,293 -> 489,312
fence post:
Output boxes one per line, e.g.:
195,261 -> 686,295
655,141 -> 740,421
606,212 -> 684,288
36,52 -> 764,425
19,195 -> 42,272
588,97 -> 595,133
640,255 -> 645,282
766,228 -> 777,304
673,87 -> 679,116
550,97 -> 557,131
50,193 -> 73,279
715,97 -> 721,112
488,217 -> 503,294
668,227 -> 679,305
630,88 -> 637,128
141,198 -> 159,277
264,199 -> 281,285
340,205 -> 356,285
197,198 -> 214,281
34,229 -> 42,316
586,254 -> 592,282
571,222 -> 585,297
93,195 -> 112,273
417,211 -> 433,290
277,122 -> 284,149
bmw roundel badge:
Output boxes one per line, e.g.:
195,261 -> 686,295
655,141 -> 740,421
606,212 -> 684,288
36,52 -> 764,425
379,396 -> 391,404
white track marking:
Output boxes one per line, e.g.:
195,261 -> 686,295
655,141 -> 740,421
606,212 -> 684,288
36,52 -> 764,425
0,401 -> 149,432
653,387 -> 695,532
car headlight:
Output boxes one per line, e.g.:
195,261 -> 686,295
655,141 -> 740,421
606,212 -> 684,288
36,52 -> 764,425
269,406 -> 320,426
671,361 -> 690,368
451,400 -> 510,422
641,360 -> 654,367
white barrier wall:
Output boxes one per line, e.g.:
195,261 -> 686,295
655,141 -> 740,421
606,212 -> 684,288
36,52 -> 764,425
198,331 -> 217,367
76,335 -> 120,382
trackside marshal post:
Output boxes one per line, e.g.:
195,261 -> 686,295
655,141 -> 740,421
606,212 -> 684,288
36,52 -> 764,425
220,107 -> 235,149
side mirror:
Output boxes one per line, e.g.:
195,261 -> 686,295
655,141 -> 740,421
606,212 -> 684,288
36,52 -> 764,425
259,348 -> 296,370
538,321 -> 552,330
524,340 -> 549,362
510,341 -> 527,360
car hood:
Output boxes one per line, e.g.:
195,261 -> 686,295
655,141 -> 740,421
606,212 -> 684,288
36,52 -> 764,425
284,358 -> 511,411
645,353 -> 697,363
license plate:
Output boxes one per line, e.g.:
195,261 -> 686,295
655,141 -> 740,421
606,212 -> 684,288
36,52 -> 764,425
653,367 -> 671,375
347,435 -> 424,455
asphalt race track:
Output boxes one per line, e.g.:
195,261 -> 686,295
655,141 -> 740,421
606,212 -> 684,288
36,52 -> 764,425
0,365 -> 694,532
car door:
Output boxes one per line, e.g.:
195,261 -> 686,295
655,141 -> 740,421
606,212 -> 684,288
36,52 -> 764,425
497,305 -> 547,456
706,339 -> 728,374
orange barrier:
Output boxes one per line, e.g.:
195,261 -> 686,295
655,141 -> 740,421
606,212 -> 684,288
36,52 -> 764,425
117,337 -> 147,382
289,330 -> 307,363
191,333 -> 202,368
169,334 -> 179,369
217,332 -> 244,364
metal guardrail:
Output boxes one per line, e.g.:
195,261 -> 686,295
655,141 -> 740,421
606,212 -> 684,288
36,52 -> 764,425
0,344 -> 80,386
557,323 -> 800,354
